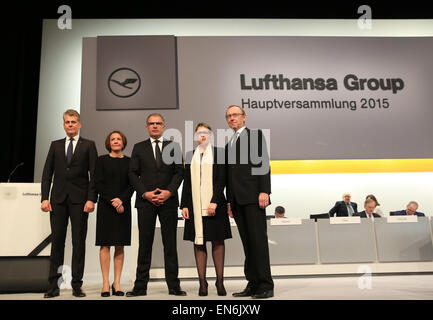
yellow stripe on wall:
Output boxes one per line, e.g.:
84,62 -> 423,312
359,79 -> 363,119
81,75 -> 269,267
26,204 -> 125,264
270,159 -> 433,174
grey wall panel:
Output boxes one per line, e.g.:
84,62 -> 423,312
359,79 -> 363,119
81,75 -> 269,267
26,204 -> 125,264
268,219 -> 318,265
317,219 -> 376,263
375,217 -> 433,262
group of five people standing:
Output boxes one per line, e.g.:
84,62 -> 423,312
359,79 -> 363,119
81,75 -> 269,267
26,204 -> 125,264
41,105 -> 274,299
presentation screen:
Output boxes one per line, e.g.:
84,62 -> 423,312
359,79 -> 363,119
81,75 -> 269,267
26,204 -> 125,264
80,36 -> 433,160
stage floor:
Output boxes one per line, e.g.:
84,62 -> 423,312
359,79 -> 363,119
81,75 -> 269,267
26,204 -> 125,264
1,274 -> 432,300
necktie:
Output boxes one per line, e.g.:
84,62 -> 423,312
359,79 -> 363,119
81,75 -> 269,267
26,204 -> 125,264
154,140 -> 162,169
231,132 -> 239,147
347,204 -> 354,216
66,138 -> 74,164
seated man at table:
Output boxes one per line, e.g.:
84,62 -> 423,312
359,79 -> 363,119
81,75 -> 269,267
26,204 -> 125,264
393,201 -> 425,217
274,206 -> 286,218
329,193 -> 358,217
355,199 -> 381,219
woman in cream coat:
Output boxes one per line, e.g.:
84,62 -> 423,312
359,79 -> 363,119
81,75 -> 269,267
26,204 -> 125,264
181,123 -> 232,297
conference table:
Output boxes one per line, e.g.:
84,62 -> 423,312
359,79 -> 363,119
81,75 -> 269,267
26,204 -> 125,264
2,183 -> 433,286
148,216 -> 433,268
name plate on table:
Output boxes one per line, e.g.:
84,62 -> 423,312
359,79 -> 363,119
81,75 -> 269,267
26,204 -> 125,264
270,218 -> 302,225
387,216 -> 418,223
329,216 -> 361,224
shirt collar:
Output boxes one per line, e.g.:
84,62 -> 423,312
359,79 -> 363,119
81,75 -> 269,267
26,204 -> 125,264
66,134 -> 79,141
150,136 -> 163,144
233,126 -> 246,136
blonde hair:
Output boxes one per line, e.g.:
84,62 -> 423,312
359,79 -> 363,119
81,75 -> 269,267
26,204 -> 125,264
63,109 -> 80,122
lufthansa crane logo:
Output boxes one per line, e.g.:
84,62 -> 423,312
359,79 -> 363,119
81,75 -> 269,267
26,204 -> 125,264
108,67 -> 141,98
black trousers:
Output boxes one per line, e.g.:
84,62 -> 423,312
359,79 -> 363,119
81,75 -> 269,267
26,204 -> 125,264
134,202 -> 180,290
48,196 -> 88,290
232,202 -> 274,292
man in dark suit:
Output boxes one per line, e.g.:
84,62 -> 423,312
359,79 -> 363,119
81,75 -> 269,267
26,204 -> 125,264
225,105 -> 274,299
41,109 -> 98,298
127,113 -> 185,297
393,201 -> 425,217
355,199 -> 381,219
329,193 -> 358,217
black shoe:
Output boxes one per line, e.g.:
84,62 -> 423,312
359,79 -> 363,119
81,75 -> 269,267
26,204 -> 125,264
43,289 -> 60,298
252,289 -> 274,299
216,281 -> 227,296
72,288 -> 86,298
198,281 -> 208,296
112,284 -> 125,296
126,289 -> 147,297
169,288 -> 187,296
232,286 -> 255,297
101,291 -> 110,297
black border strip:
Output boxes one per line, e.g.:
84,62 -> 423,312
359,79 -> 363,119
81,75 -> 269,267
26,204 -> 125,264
27,234 -> 52,257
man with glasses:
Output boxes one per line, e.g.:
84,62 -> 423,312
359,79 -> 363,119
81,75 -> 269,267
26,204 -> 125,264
127,113 -> 185,296
393,201 -> 425,217
225,105 -> 274,299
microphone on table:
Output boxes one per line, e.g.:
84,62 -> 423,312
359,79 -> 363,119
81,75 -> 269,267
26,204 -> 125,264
7,162 -> 24,182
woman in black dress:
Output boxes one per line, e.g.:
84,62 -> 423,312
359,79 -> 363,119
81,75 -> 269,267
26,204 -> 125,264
181,123 -> 232,296
95,131 -> 133,297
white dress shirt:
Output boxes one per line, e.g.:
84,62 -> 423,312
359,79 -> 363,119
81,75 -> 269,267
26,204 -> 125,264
150,136 -> 163,159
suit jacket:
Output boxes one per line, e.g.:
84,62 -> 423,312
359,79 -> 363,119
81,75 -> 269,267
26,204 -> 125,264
392,210 -> 425,217
225,128 -> 271,206
41,137 -> 98,204
180,147 -> 226,210
329,201 -> 358,217
129,138 -> 184,208
355,210 -> 381,218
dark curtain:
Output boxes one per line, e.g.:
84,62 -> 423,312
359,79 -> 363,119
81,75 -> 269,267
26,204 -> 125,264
3,18 -> 42,182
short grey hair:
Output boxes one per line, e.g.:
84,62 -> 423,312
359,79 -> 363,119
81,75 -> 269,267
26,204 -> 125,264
146,113 -> 165,124
226,105 -> 246,116
407,201 -> 419,208
364,198 -> 376,206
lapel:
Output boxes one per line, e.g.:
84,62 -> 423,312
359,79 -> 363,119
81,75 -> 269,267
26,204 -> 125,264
235,127 -> 249,148
61,138 -> 68,164
145,138 -> 165,168
70,137 -> 83,164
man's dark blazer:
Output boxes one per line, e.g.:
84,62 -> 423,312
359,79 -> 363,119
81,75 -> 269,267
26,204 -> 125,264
392,210 -> 425,217
180,147 -> 227,210
355,210 -> 381,218
129,138 -> 184,208
225,128 -> 271,206
41,137 -> 98,204
329,201 -> 358,217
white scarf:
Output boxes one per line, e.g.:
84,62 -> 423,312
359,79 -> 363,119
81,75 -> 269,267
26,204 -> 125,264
191,143 -> 213,245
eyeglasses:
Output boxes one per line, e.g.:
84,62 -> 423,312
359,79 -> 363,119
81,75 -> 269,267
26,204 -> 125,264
196,131 -> 211,135
226,113 -> 244,119
147,122 -> 164,126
